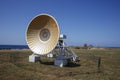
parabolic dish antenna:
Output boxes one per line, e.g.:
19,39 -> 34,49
26,14 -> 59,55
26,14 -> 79,67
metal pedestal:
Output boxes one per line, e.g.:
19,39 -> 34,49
29,54 -> 40,62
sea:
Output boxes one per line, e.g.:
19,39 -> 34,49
0,45 -> 119,50
0,45 -> 29,50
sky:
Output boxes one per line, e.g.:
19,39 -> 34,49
0,0 -> 120,47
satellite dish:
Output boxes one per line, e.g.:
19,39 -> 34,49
26,14 -> 60,55
26,14 -> 79,67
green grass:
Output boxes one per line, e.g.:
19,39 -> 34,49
0,49 -> 120,80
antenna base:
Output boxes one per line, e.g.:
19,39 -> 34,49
29,54 -> 40,62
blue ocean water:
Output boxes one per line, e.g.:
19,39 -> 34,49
0,45 -> 119,50
0,45 -> 29,50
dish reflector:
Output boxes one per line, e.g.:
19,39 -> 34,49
26,14 -> 59,55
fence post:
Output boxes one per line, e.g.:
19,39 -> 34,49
98,57 -> 101,72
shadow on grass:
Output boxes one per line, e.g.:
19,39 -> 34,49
39,60 -> 80,67
66,62 -> 81,67
40,61 -> 54,65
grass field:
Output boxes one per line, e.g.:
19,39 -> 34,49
0,48 -> 120,80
